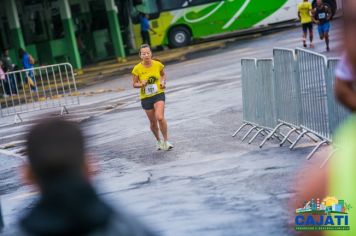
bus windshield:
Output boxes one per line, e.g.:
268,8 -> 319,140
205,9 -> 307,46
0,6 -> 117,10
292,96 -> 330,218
134,0 -> 159,14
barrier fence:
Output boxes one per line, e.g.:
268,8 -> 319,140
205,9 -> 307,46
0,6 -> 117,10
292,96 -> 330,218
233,58 -> 288,144
233,48 -> 350,164
326,59 -> 350,135
259,48 -> 303,148
0,63 -> 79,122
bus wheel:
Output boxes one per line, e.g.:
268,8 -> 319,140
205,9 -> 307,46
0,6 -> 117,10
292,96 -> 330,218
168,26 -> 191,48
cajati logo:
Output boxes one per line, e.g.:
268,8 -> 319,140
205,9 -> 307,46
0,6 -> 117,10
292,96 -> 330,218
295,196 -> 352,231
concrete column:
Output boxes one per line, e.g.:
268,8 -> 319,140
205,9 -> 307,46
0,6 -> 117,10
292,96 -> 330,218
5,0 -> 25,51
59,0 -> 82,71
105,0 -> 126,62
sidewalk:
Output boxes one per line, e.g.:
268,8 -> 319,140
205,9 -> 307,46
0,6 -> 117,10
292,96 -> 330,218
75,41 -> 227,88
74,18 -> 308,89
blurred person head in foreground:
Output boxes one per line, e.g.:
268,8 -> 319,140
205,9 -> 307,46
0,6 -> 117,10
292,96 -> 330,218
17,118 -> 157,236
334,0 -> 356,110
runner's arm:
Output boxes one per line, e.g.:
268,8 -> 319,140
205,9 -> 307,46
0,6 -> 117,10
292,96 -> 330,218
311,9 -> 319,24
160,70 -> 167,83
326,6 -> 332,21
335,78 -> 356,111
160,70 -> 167,89
132,75 -> 146,88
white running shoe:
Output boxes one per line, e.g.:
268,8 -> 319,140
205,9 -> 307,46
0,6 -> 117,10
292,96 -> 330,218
163,141 -> 174,151
156,140 -> 163,150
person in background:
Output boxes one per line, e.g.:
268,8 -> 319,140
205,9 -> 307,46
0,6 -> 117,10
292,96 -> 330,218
18,48 -> 36,91
298,0 -> 314,48
312,0 -> 332,51
15,118 -> 158,236
334,0 -> 356,109
139,13 -> 156,47
1,48 -> 14,72
0,60 -> 9,98
1,48 -> 17,95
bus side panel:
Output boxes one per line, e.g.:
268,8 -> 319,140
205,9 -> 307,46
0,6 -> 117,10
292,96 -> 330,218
255,0 -> 299,27
132,0 -> 293,47
131,12 -> 175,48
172,2 -> 231,38
222,0 -> 290,31
164,0 -> 290,39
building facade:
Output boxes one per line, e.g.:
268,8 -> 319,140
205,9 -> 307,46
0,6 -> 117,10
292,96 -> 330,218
0,0 -> 127,71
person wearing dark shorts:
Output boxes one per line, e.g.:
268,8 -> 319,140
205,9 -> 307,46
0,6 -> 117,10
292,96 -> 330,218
313,0 -> 332,51
141,92 -> 165,110
132,44 -> 173,151
298,0 -> 314,48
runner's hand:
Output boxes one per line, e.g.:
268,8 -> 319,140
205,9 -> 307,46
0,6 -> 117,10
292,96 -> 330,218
160,80 -> 166,89
141,80 -> 148,87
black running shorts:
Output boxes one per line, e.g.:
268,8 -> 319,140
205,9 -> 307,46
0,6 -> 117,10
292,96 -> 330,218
141,93 -> 165,110
302,22 -> 313,33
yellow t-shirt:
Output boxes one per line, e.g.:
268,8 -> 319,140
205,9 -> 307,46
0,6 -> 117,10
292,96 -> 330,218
298,2 -> 312,24
132,60 -> 165,99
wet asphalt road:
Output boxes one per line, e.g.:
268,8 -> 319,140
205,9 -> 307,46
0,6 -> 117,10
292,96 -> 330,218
0,20 -> 343,235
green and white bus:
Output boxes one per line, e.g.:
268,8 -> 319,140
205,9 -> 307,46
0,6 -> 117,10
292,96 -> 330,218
126,0 -> 337,48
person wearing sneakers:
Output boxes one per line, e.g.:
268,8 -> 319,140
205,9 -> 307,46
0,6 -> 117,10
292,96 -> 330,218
132,44 -> 173,151
312,0 -> 332,51
298,0 -> 314,48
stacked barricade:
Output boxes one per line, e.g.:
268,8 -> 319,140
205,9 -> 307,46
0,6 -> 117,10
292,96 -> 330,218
233,48 -> 350,164
233,58 -> 286,144
326,59 -> 350,135
0,63 -> 79,122
259,48 -> 303,148
292,49 -> 331,159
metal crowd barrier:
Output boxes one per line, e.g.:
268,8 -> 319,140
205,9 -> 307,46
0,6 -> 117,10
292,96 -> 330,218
326,59 -> 350,135
259,48 -> 303,148
292,49 -> 331,158
233,58 -> 285,144
0,63 -> 79,122
320,58 -> 351,167
233,59 -> 259,140
234,48 -> 349,163
256,59 -> 276,131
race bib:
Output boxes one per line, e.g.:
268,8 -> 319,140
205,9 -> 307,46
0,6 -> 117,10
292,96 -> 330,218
318,13 -> 326,19
145,84 -> 158,95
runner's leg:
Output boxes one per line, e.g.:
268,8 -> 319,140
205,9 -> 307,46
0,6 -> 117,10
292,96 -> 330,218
325,23 -> 330,51
145,109 -> 161,141
309,24 -> 314,47
154,101 -> 168,141
325,32 -> 330,50
318,24 -> 324,40
302,24 -> 307,47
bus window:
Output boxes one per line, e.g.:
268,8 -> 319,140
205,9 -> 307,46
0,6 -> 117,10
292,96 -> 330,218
158,0 -> 188,11
135,0 -> 159,14
188,0 -> 222,7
